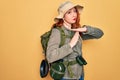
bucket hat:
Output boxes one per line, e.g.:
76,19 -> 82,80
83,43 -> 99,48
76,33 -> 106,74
54,1 -> 84,22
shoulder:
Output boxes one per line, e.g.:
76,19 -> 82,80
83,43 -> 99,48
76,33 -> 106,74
51,28 -> 61,34
50,28 -> 61,37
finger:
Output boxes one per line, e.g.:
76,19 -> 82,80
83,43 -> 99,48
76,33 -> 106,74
70,29 -> 79,31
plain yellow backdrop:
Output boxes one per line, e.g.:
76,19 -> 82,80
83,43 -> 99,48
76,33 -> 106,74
0,0 -> 120,80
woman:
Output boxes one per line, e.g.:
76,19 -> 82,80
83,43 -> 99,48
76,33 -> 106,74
46,1 -> 104,80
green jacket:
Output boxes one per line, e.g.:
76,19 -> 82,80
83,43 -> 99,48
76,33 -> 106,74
46,25 -> 104,79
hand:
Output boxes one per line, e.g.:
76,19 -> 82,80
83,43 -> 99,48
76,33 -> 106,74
70,27 -> 87,32
69,32 -> 79,48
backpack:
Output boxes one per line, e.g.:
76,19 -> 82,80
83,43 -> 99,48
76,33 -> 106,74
41,27 -> 66,56
40,27 -> 66,78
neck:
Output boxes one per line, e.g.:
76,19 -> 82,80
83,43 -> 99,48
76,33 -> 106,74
63,20 -> 72,30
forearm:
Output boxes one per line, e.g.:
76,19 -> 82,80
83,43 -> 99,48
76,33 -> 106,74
82,25 -> 104,39
46,43 -> 73,63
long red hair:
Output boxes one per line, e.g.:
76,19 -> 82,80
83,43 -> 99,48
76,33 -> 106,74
52,7 -> 81,28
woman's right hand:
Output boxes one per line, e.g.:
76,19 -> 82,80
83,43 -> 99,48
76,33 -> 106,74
69,31 -> 79,48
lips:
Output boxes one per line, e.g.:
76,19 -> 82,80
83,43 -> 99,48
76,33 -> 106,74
73,18 -> 76,21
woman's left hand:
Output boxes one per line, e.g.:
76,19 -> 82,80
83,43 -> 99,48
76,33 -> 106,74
70,27 -> 87,32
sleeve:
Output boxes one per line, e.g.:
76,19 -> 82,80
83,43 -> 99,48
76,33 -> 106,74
81,25 -> 104,40
46,28 -> 73,63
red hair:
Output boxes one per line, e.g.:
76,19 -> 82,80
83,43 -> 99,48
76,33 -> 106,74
52,7 -> 81,28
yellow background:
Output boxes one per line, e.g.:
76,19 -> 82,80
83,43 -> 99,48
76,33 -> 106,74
0,0 -> 120,80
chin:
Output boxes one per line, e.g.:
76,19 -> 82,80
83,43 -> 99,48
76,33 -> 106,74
71,21 -> 76,24
68,20 -> 76,24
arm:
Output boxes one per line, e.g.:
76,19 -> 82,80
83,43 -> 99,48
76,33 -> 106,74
46,28 -> 73,63
81,25 -> 104,40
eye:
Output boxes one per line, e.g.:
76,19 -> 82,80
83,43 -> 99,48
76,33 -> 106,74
67,11 -> 71,14
73,9 -> 77,13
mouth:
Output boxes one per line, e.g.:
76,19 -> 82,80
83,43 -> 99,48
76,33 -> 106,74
73,18 -> 76,21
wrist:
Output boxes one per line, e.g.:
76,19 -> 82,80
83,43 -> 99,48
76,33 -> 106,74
69,43 -> 73,48
83,27 -> 87,32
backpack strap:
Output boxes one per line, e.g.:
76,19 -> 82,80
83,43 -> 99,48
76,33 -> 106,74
55,27 -> 66,47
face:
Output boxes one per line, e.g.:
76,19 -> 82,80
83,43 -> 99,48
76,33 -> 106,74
64,7 -> 77,24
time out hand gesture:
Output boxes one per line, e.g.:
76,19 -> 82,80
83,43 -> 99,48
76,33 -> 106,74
69,27 -> 87,48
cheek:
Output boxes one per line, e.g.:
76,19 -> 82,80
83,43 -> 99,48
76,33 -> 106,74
64,15 -> 71,22
75,13 -> 77,17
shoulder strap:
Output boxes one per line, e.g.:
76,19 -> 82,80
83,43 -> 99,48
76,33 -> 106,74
55,27 -> 66,47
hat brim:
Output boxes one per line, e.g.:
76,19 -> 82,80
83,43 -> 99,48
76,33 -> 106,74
54,4 -> 84,22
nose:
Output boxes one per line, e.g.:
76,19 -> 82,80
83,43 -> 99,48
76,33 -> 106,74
72,12 -> 77,17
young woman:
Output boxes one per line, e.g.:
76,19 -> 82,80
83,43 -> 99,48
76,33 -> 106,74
46,1 -> 104,80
